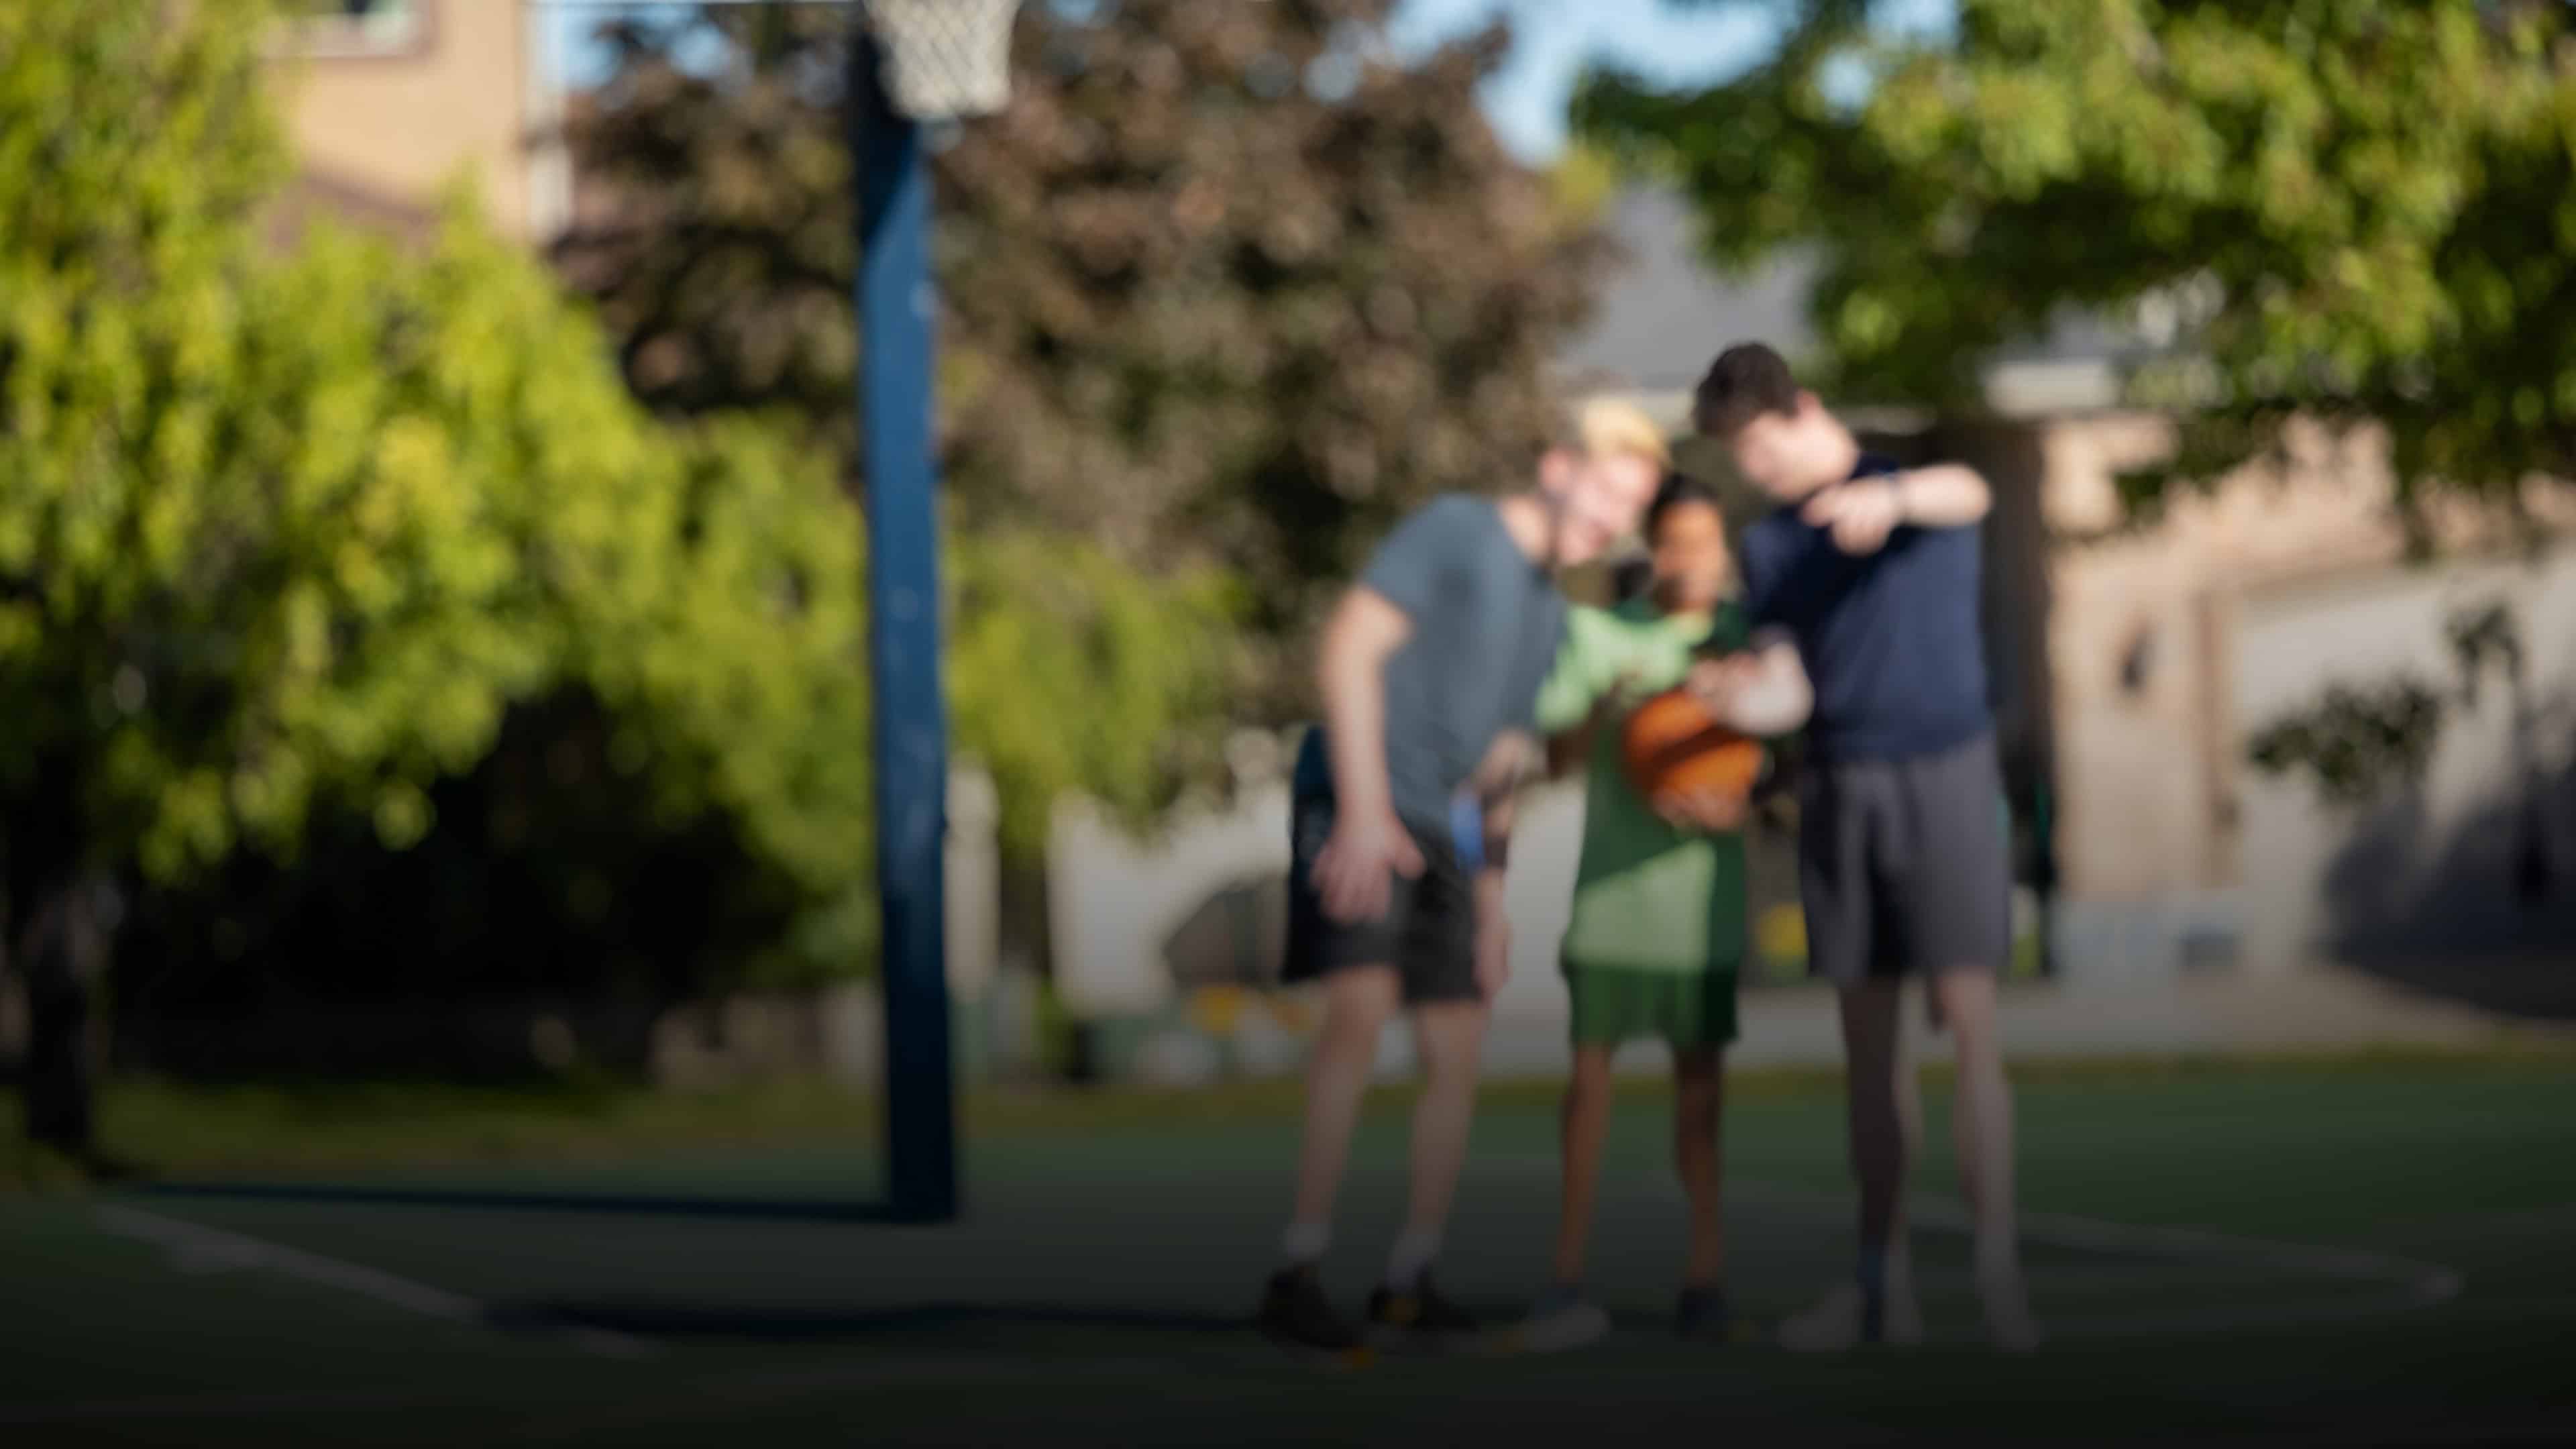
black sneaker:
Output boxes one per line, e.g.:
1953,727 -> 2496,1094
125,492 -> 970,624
1676,1284 -> 1733,1342
1259,1265 -> 1361,1356
1366,1271 -> 1478,1349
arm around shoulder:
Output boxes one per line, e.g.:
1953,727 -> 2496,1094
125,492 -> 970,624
1894,462 -> 1991,527
1533,606 -> 1633,778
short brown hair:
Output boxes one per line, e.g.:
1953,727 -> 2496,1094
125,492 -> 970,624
1693,343 -> 1802,438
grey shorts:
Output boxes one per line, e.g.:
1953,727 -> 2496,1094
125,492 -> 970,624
1796,732 -> 2012,983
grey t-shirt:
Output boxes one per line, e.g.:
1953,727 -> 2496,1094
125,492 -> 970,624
1297,494 -> 1567,834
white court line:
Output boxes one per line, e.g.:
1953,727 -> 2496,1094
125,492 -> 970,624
91,1205 -> 657,1359
1738,1183 -> 2465,1340
1486,1155 -> 2464,1301
1487,1158 -> 2470,1341
1464,1155 -> 2467,1336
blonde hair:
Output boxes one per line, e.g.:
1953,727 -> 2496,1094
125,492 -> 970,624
1560,395 -> 1672,472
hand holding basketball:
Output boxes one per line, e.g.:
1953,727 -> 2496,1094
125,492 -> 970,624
1684,655 -> 1763,717
1621,682 -> 1765,830
1652,786 -> 1750,835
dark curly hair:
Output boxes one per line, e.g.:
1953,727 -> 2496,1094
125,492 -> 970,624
1644,471 -> 1725,541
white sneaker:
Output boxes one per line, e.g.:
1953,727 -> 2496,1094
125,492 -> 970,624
1776,1281 -> 1924,1352
1978,1271 -> 2044,1353
1517,1293 -> 1612,1353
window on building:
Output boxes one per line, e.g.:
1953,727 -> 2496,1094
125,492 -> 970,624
295,0 -> 427,58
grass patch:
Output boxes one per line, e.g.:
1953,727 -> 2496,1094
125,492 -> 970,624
5,1039 -> 2571,1193
1,1074 -> 874,1192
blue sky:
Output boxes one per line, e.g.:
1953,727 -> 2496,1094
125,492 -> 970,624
1399,0 -> 1957,158
1385,0 -> 1781,159
547,1 -> 1955,162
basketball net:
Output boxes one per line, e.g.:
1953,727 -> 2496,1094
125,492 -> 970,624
861,0 -> 1020,121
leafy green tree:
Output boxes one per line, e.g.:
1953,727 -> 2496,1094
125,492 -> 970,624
557,0 -> 1607,712
4,1 -> 1254,1134
1579,0 -> 2576,520
0,0 -> 570,1152
1578,0 -> 2576,820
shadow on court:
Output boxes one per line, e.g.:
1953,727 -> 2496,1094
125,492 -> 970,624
489,1299 -> 1256,1340
129,1179 -> 920,1225
114,1177 -> 1714,1348
484,1297 -> 1712,1345
7,1068 -> 2574,1446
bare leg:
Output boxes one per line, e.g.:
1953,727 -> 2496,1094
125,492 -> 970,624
1930,969 -> 2039,1347
1401,996 -> 1491,1249
1892,1002 -> 1923,1293
1780,980 -> 1921,1350
1287,967 -> 1401,1234
1840,980 -> 1910,1267
1674,1046 -> 1727,1287
1550,1044 -> 1617,1285
1929,969 -> 2015,1269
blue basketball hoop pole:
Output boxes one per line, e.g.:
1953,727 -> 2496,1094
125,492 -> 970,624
853,25 -> 957,1224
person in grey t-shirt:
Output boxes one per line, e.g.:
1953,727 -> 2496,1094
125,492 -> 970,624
1258,399 -> 1668,1358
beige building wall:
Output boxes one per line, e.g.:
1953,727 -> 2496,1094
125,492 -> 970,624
2040,415 -> 2412,937
2231,547 -> 2576,975
266,0 -> 568,245
2027,411 -> 2575,974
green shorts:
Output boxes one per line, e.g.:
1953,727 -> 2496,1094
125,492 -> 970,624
1564,962 -> 1739,1049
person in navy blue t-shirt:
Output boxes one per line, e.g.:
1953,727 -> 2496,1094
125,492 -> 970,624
1694,341 -> 2040,1353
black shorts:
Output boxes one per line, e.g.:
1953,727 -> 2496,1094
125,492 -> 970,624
1796,731 -> 2012,984
1282,782 -> 1481,1007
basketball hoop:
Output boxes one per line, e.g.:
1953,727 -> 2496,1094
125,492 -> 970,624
848,0 -> 1020,1227
860,0 -> 1020,121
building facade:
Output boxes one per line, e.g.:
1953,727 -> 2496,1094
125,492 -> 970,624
264,1 -> 571,248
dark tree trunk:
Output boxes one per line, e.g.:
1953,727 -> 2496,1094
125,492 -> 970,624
994,855 -> 1091,1085
20,873 -> 111,1161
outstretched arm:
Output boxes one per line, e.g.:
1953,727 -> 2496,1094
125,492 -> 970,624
1802,462 -> 1993,554
1888,462 -> 1992,527
1542,675 -> 1637,779
1532,610 -> 1630,780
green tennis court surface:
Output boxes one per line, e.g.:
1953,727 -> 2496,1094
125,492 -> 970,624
5,1058 -> 2575,1446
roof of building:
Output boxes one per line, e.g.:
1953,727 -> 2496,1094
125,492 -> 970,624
1556,185 -> 2155,420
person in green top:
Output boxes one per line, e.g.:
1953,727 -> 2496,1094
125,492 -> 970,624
1519,472 -> 1813,1351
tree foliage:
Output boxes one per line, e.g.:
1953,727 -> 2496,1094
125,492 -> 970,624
1578,0 -> 2576,522
1,1 -> 551,897
1,0 -> 1244,1065
557,0 -> 1607,706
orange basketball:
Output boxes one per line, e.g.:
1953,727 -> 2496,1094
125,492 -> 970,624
1621,685 -> 1765,807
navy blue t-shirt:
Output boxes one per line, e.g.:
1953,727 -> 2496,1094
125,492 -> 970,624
1735,455 -> 1990,763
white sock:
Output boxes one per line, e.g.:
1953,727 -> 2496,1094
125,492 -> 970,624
1385,1228 -> 1441,1288
1280,1221 -> 1329,1267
